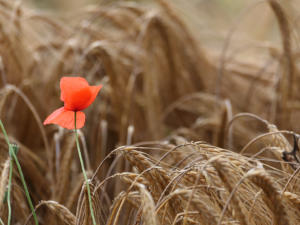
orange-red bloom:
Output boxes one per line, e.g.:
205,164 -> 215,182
44,77 -> 102,129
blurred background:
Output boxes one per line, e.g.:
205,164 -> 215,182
1,0 -> 300,224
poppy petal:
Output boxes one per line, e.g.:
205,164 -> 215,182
43,107 -> 85,129
60,77 -> 102,111
60,77 -> 89,102
81,85 -> 103,109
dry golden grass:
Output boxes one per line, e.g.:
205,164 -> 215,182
0,0 -> 299,224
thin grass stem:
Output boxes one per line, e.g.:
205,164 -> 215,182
0,120 -> 13,225
11,145 -> 39,225
7,151 -> 13,225
0,120 -> 39,225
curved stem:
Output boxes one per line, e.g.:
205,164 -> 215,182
74,112 -> 97,225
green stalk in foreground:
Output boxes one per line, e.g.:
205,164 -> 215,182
11,145 -> 39,225
0,121 -> 13,225
0,120 -> 39,225
74,112 -> 97,225
7,147 -> 13,225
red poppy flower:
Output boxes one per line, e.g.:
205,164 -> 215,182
44,77 -> 102,129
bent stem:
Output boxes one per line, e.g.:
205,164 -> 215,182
0,120 -> 39,225
74,112 -> 97,225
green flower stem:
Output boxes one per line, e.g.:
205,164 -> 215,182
7,149 -> 13,225
74,112 -> 97,225
0,120 -> 39,225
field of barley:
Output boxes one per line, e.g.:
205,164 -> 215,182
0,0 -> 300,224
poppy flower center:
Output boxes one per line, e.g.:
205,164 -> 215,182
63,86 -> 92,111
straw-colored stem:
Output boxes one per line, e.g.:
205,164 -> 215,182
74,112 -> 97,225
